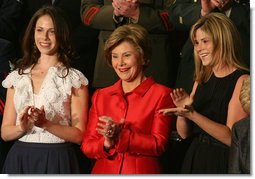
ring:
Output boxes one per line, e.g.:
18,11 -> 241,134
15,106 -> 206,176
106,129 -> 113,137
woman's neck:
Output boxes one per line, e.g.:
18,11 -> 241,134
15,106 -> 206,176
36,55 -> 59,70
122,75 -> 147,93
213,65 -> 236,78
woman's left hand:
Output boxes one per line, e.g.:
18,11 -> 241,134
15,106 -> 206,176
30,106 -> 48,128
159,106 -> 194,118
97,116 -> 120,138
96,116 -> 122,150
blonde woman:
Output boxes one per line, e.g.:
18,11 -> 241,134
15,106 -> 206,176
160,13 -> 249,173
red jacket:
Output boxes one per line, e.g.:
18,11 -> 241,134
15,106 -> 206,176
81,77 -> 175,174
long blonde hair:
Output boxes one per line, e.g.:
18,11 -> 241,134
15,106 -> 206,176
190,12 -> 249,84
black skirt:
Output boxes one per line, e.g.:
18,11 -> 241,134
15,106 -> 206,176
2,140 -> 82,174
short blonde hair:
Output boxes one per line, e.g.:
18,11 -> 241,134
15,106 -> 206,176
104,24 -> 151,69
239,76 -> 250,114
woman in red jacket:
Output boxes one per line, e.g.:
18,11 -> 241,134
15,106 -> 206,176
81,24 -> 175,174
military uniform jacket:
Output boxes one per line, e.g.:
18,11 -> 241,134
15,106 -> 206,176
81,0 -> 176,88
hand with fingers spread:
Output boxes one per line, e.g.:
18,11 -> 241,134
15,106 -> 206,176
170,88 -> 192,108
159,88 -> 193,117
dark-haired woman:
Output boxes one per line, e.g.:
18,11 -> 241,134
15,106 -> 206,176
1,6 -> 89,174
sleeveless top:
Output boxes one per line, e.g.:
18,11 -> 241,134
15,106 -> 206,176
2,66 -> 88,143
181,70 -> 248,174
192,70 -> 247,134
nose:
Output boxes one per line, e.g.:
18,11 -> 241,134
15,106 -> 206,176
42,31 -> 49,40
195,42 -> 203,52
119,56 -> 125,66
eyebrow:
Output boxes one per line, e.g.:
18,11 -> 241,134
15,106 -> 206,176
35,26 -> 55,30
196,36 -> 210,41
112,51 -> 134,54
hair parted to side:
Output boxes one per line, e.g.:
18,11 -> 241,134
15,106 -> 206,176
239,76 -> 250,114
104,24 -> 152,69
190,12 -> 249,84
16,5 -> 76,75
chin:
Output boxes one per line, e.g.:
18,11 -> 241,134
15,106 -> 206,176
201,60 -> 210,66
120,77 -> 133,82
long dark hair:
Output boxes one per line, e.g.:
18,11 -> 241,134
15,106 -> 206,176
16,5 -> 76,75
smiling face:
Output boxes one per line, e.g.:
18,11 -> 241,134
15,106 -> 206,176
194,28 -> 214,67
34,15 -> 58,56
111,41 -> 145,83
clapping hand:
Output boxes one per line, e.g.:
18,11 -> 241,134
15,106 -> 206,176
159,88 -> 193,117
112,0 -> 139,18
96,116 -> 124,150
29,106 -> 47,128
170,88 -> 192,108
19,106 -> 34,133
201,0 -> 228,16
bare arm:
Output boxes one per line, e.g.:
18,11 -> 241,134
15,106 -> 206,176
1,87 -> 32,141
177,75 -> 249,146
176,81 -> 198,139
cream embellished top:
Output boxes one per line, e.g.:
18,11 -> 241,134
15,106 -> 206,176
2,66 -> 88,143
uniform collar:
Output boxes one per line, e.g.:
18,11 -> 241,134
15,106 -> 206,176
109,77 -> 155,97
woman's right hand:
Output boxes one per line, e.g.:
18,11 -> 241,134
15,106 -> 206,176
19,106 -> 34,133
170,88 -> 192,108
